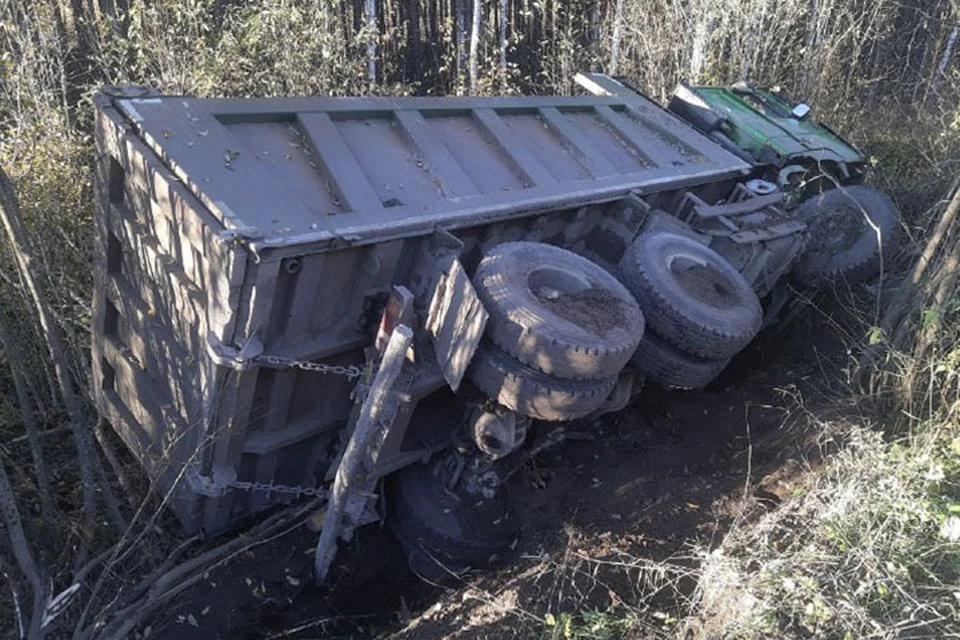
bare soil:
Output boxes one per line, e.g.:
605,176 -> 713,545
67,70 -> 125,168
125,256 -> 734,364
674,262 -> 741,310
543,288 -> 633,337
146,303 -> 860,639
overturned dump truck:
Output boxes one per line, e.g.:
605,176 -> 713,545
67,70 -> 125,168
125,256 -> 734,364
92,73 -> 899,580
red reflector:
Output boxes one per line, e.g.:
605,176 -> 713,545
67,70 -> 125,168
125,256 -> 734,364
375,286 -> 414,353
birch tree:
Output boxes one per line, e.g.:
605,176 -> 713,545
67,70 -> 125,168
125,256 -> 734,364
456,0 -> 467,92
934,17 -> 960,92
799,0 -> 821,95
610,0 -> 623,74
366,0 -> 377,89
469,0 -> 483,93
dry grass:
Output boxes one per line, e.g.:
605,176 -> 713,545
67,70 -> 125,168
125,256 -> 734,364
684,419 -> 960,639
390,527 -> 701,639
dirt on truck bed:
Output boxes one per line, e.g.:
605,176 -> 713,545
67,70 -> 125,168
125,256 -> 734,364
150,302 -> 861,640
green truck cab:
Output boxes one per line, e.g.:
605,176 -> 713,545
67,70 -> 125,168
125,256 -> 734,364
660,78 -> 899,293
669,81 -> 867,198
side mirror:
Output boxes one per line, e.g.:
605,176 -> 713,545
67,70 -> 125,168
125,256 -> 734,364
791,103 -> 811,119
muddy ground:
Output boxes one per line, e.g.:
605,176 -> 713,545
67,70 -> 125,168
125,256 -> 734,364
149,299 -> 866,639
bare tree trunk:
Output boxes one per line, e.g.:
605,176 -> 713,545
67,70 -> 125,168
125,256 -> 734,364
891,181 -> 960,341
689,5 -> 716,82
456,0 -> 467,92
590,0 -> 600,46
0,166 -> 123,551
50,0 -> 72,123
67,0 -> 97,63
469,0 -> 482,93
407,0 -> 421,83
610,0 -> 623,74
858,179 -> 960,389
428,0 -> 441,88
800,0 -> 820,95
365,0 -> 377,90
900,233 -> 960,408
741,0 -> 770,81
499,0 -> 507,82
93,418 -> 135,507
0,456 -> 47,638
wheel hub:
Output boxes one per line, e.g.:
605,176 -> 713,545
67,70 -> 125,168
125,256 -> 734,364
668,253 -> 739,310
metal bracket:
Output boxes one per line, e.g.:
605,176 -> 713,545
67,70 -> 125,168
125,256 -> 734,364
426,259 -> 487,392
218,225 -> 264,243
730,220 -> 807,244
616,191 -> 651,227
102,85 -> 157,99
206,334 -> 265,371
185,464 -> 238,498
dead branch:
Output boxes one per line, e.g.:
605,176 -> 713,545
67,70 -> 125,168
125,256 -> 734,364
0,456 -> 47,638
90,446 -> 126,533
80,497 -> 323,640
9,426 -> 69,445
0,165 -> 125,546
897,218 -> 960,409
0,302 -> 53,517
857,179 -> 960,387
106,536 -> 199,610
93,419 -> 136,507
888,180 -> 960,344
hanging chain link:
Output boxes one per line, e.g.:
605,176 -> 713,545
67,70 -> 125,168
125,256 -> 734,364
207,353 -> 375,496
199,348 -> 378,497
253,353 -> 370,379
229,478 -> 327,498
188,465 -> 328,498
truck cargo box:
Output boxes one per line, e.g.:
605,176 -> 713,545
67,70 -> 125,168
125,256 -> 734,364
92,77 -> 750,535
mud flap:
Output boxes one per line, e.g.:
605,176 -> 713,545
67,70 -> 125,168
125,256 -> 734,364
426,258 -> 488,392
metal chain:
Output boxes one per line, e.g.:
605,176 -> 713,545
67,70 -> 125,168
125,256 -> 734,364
218,352 -> 376,496
215,353 -> 372,496
229,478 -> 327,498
253,354 -> 369,379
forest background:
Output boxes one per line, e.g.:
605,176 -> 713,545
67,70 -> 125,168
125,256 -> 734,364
3,0 -> 960,637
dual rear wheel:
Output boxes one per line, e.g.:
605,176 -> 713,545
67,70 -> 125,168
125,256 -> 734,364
619,232 -> 762,389
468,241 -> 645,421
467,234 -> 764,409
388,234 -> 763,578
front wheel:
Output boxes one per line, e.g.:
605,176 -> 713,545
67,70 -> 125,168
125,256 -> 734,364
791,185 -> 900,287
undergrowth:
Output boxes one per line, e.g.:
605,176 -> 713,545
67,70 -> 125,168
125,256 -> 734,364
686,419 -> 960,638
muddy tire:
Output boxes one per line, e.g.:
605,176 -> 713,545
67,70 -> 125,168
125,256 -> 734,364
473,242 -> 644,380
791,185 -> 900,287
630,329 -> 730,389
467,343 -> 616,421
618,232 -> 762,360
387,457 -> 515,582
